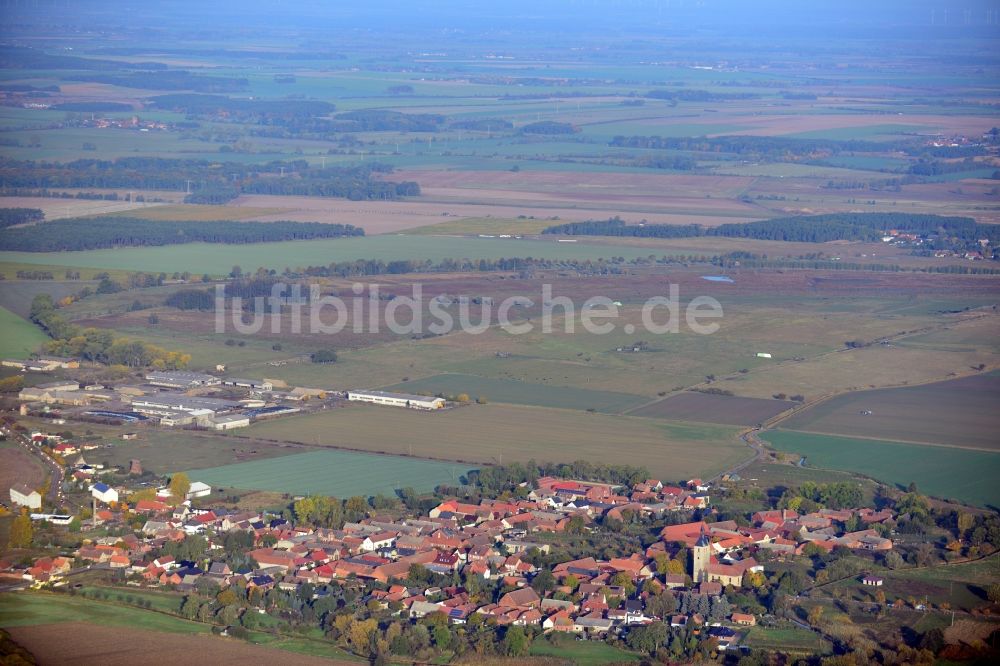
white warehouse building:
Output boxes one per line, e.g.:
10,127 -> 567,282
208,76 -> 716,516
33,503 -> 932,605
346,390 -> 445,410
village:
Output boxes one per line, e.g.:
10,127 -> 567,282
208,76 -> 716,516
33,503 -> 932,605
3,449 -> 917,661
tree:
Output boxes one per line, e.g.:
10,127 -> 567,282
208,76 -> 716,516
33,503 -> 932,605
217,588 -> 238,606
180,595 -> 199,619
564,515 -> 586,534
169,472 -> 191,502
884,550 -> 904,570
311,349 -> 338,363
219,604 -> 240,626
957,512 -> 974,537
8,509 -> 33,548
241,608 -> 260,630
807,605 -> 824,626
502,625 -> 529,656
987,583 -> 1000,603
665,558 -> 685,575
432,624 -> 452,651
625,622 -> 668,653
531,569 -> 555,594
646,591 -> 677,618
345,495 -> 367,521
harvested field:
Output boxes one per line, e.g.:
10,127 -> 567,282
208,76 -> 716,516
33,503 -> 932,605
243,403 -> 747,481
6,621 -> 354,665
724,337 -> 1000,402
233,192 -> 760,231
106,203 -> 293,221
761,430 -> 1000,507
0,441 -> 48,500
0,279 -> 93,318
0,196 -> 149,220
628,391 -> 794,426
383,373 -> 647,413
97,429 -> 308,476
185,448 -> 470,497
779,373 -> 1000,450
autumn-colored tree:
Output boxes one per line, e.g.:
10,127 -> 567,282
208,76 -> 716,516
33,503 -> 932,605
665,558 -> 685,575
217,588 -> 238,606
957,512 -> 974,537
169,472 -> 191,502
0,376 -> 24,393
348,618 -> 379,654
9,509 -> 33,548
807,605 -> 824,625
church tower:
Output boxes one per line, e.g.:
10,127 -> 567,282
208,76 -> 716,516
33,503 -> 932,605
692,530 -> 711,583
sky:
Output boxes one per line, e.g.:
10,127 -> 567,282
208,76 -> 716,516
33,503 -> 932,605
4,0 -> 1000,36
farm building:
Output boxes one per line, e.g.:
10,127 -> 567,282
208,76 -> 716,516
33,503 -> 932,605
244,405 -> 301,419
29,513 -> 72,525
129,394 -> 241,416
158,409 -> 214,427
3,356 -> 79,372
222,378 -> 273,391
10,484 -> 42,509
211,414 -> 251,430
145,370 -> 221,389
187,481 -> 212,499
755,352 -> 772,359
19,382 -> 113,405
862,575 -> 884,586
346,390 -> 445,410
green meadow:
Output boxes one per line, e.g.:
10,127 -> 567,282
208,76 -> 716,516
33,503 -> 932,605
0,305 -> 48,359
0,235 -> 661,275
762,430 -> 1000,507
185,448 -> 471,497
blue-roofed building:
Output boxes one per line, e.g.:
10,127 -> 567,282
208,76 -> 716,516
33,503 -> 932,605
91,482 -> 118,503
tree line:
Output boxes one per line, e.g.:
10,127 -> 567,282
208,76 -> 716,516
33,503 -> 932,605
148,93 -> 334,119
543,212 -> 997,245
0,207 -> 44,229
65,70 -> 248,93
0,217 -> 363,252
29,294 -> 190,368
609,133 -> 966,161
0,157 -> 418,204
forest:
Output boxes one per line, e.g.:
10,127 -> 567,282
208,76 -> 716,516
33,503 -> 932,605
0,207 -> 44,229
148,94 -> 335,119
0,217 -> 363,251
64,70 -> 249,92
608,134 -> 986,162
0,158 -> 418,203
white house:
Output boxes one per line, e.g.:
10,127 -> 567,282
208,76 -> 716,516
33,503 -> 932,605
90,482 -> 119,504
10,484 -> 42,510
